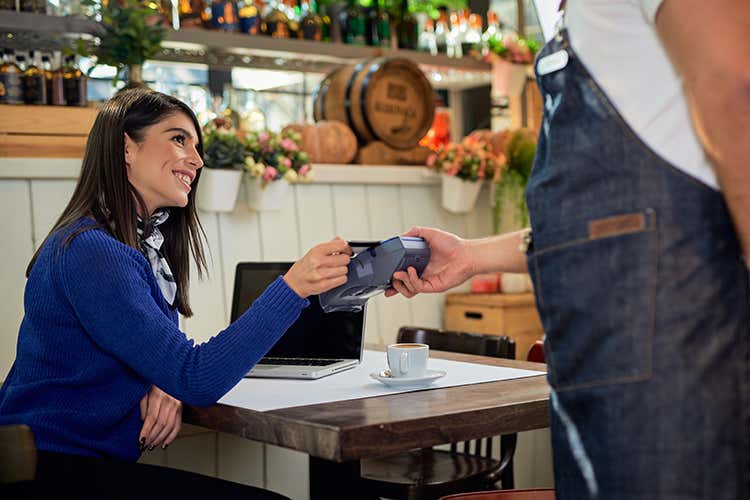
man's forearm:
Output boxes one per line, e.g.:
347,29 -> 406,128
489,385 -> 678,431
467,228 -> 530,275
656,0 -> 750,263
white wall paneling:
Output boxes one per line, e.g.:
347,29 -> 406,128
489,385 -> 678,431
0,181 -> 34,380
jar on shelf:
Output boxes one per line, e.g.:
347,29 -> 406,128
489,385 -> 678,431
238,0 -> 261,34
209,0 -> 239,31
299,0 -> 322,41
262,0 -> 290,38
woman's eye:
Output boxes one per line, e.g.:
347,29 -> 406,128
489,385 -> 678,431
172,135 -> 186,146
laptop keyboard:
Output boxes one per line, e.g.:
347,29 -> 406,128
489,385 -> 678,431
257,357 -> 343,366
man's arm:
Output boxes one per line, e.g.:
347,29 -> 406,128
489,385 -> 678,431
655,0 -> 750,263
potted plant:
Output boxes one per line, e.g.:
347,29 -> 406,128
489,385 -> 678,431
84,0 -> 167,87
242,128 -> 313,211
492,128 -> 537,233
427,136 -> 501,214
196,118 -> 247,213
485,31 -> 540,99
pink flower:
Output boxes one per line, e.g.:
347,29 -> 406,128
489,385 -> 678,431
426,154 -> 437,167
258,131 -> 270,143
299,164 -> 311,177
280,138 -> 299,152
263,166 -> 278,181
283,157 -> 292,168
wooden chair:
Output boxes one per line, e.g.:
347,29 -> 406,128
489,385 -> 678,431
0,424 -> 37,485
526,340 -> 545,364
360,327 -> 518,500
439,488 -> 556,500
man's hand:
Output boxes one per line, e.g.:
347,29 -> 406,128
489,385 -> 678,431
386,226 -> 474,298
139,385 -> 182,451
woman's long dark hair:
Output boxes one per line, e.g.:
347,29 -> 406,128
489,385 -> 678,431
26,87 -> 208,317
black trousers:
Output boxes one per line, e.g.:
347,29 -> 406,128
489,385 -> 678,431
3,450 -> 291,499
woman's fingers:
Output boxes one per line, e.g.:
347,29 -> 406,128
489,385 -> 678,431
321,253 -> 351,268
318,238 -> 352,256
151,401 -> 180,449
139,395 -> 162,448
162,406 -> 182,449
316,266 -> 349,280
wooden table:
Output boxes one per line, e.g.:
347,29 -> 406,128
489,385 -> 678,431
183,348 -> 550,499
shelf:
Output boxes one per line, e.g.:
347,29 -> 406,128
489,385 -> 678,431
1,11 -> 491,89
0,158 -> 440,185
0,10 -> 103,35
164,28 -> 490,72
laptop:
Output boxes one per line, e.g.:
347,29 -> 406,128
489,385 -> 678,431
231,262 -> 367,380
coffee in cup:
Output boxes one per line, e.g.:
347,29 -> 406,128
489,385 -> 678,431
387,343 -> 429,378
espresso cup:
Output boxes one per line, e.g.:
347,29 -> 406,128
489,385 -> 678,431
387,343 -> 429,378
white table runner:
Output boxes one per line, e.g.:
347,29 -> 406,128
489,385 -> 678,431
218,350 -> 546,412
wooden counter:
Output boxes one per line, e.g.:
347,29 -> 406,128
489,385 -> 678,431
0,104 -> 97,158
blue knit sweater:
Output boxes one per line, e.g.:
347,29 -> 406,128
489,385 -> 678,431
0,218 -> 308,461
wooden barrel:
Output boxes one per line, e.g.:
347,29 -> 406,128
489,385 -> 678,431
313,58 -> 435,150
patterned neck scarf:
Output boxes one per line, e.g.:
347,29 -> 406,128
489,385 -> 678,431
137,209 -> 177,307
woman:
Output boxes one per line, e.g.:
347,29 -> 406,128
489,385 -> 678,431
0,88 -> 350,498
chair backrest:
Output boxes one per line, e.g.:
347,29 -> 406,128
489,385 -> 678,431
397,326 -> 517,460
0,424 -> 37,484
527,340 -> 545,363
439,488 -> 556,500
397,327 -> 516,360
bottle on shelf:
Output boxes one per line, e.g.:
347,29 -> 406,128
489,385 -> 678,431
299,0 -> 322,41
446,11 -> 462,58
375,0 -> 391,48
20,0 -> 45,13
481,10 -> 502,56
395,0 -> 417,50
340,0 -> 365,46
464,13 -> 483,57
282,0 -> 300,38
238,0 -> 261,34
316,1 -> 333,42
361,0 -> 378,47
62,54 -> 87,107
42,53 -> 65,105
209,0 -> 240,31
262,0 -> 290,38
418,18 -> 437,56
176,0 -> 210,28
434,10 -> 448,55
23,50 -> 47,105
0,48 -> 25,105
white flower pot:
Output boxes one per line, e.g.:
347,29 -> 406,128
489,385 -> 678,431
441,175 -> 482,214
196,168 -> 243,213
492,59 -> 530,97
245,177 -> 290,211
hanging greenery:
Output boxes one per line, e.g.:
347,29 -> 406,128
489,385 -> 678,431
492,128 -> 537,233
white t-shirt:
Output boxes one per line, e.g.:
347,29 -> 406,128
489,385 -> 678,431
565,0 -> 718,190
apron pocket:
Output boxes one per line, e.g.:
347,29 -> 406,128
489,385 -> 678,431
531,210 -> 657,392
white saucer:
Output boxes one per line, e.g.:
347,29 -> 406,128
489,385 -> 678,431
370,369 -> 447,388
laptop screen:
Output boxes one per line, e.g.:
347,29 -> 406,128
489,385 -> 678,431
231,262 -> 365,360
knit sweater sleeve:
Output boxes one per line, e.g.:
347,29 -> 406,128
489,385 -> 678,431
58,229 -> 308,406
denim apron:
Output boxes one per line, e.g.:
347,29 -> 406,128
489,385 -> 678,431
525,27 -> 750,500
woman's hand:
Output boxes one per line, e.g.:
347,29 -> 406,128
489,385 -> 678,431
386,226 -> 474,298
139,385 -> 182,451
283,237 -> 352,298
